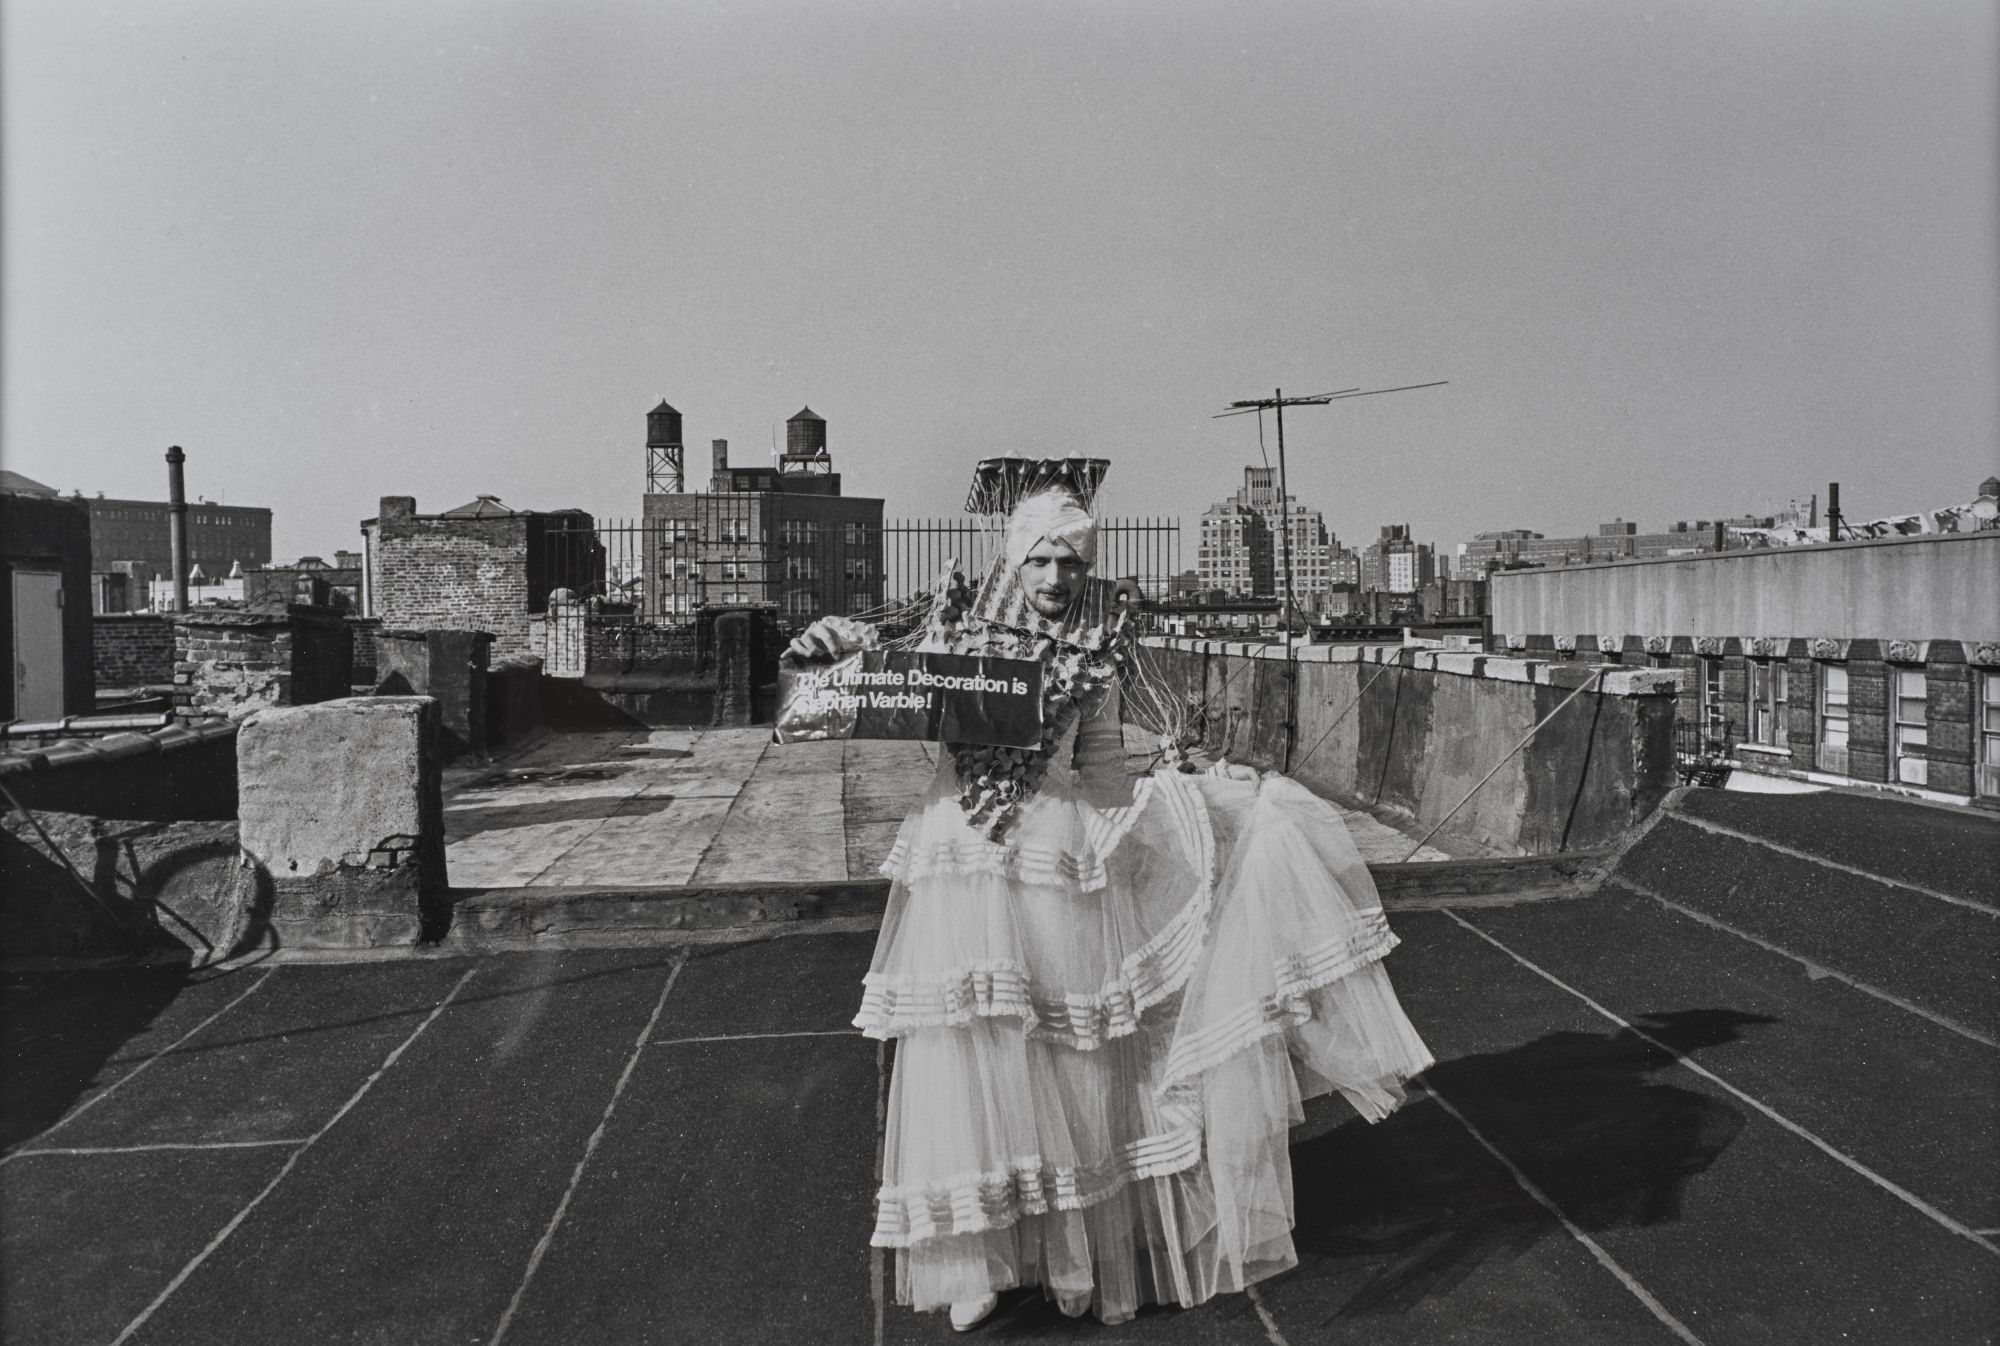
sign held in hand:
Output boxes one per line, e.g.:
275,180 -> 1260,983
775,650 -> 1044,748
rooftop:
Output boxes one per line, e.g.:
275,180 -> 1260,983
3,742 -> 1993,1341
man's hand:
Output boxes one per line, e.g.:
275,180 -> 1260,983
784,616 -> 873,664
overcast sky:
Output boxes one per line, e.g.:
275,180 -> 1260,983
4,0 -> 1994,561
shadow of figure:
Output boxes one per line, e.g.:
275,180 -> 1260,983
1289,1008 -> 1770,1316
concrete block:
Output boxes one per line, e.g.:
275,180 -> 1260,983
1433,652 -> 1486,678
1410,650 -> 1439,671
1324,645 -> 1364,663
240,697 -> 438,875
1537,663 -> 1603,690
1485,657 -> 1537,683
237,696 -> 445,947
1599,669 -> 1682,696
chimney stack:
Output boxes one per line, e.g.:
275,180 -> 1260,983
166,445 -> 188,613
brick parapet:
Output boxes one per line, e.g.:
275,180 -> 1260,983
371,513 -> 533,658
94,612 -> 177,689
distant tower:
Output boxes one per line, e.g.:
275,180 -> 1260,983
646,399 -> 685,493
778,406 -> 831,477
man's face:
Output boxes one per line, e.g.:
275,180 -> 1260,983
1017,537 -> 1090,617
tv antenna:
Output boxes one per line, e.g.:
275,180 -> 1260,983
1214,380 -> 1446,763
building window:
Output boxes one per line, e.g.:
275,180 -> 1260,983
1979,672 -> 2000,797
1752,661 -> 1788,747
1893,667 -> 1928,787
1818,664 -> 1850,774
787,556 -> 818,580
1699,657 -> 1725,741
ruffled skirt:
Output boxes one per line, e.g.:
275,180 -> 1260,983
857,761 -> 1435,1322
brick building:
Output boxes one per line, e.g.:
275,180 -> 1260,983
361,496 -> 601,659
1489,526 -> 2000,807
76,493 -> 272,607
640,407 -> 883,626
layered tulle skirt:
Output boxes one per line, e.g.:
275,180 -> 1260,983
856,759 -> 1435,1323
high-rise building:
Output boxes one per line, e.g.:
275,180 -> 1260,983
1196,466 -> 1334,599
1361,524 -> 1434,594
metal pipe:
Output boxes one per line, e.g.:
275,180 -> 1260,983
4,713 -> 175,737
166,445 -> 189,612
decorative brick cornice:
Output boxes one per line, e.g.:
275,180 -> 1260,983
1598,634 -> 1622,654
1970,642 -> 2000,668
1694,636 -> 1724,657
1553,634 -> 1577,652
1749,636 -> 1780,658
1885,639 -> 1925,664
1809,637 -> 1847,660
1644,635 -> 1670,655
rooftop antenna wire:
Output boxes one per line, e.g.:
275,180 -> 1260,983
1214,380 -> 1447,770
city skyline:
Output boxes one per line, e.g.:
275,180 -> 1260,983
4,1 -> 1993,562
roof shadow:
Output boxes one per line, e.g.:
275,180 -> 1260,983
444,795 -> 676,840
1290,1008 -> 1772,1315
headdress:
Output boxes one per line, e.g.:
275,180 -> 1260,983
1003,490 -> 1098,569
964,457 -> 1109,517
962,463 -> 1117,651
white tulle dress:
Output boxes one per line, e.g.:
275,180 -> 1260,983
856,677 -> 1435,1323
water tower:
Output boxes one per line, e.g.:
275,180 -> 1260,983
779,406 -> 831,477
646,399 -> 685,493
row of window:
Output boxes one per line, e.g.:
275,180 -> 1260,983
1700,659 -> 2000,795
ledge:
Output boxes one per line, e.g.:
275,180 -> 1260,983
0,718 -> 236,778
1139,637 -> 1680,697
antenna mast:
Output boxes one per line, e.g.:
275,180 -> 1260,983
1215,380 -> 1447,769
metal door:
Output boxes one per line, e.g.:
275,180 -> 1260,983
11,569 -> 65,720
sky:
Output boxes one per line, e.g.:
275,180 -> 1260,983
4,0 -> 1995,563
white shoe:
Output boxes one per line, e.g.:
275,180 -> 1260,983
950,1295 -> 999,1332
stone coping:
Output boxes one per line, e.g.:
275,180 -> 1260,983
0,718 -> 237,778
1138,636 -> 1680,697
1484,525 -> 1995,579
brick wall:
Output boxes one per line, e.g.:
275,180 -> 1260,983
1926,652 -> 1974,797
173,608 -> 353,722
348,616 -> 381,686
369,498 -> 532,657
584,618 -> 701,675
94,613 -> 176,689
175,612 -> 292,721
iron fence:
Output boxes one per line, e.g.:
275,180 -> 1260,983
534,509 -> 1182,631
881,516 -> 1182,607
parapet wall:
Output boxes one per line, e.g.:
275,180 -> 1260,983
94,613 -> 176,690
1139,638 -> 1679,857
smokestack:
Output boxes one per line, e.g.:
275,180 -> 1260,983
166,445 -> 188,613
712,439 -> 728,473
1827,482 -> 1843,540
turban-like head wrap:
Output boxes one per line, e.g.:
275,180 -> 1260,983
1004,490 -> 1099,570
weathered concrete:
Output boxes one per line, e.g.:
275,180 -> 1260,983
238,696 -> 446,947
1145,639 -> 1678,857
1491,530 -> 2000,648
374,628 -> 494,757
